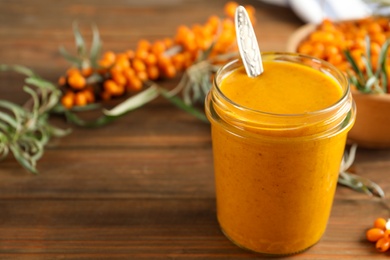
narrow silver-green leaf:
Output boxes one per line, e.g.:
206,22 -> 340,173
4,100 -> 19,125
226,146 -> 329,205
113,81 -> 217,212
90,24 -> 102,68
73,22 -> 87,57
103,84 -> 159,116
160,88 -> 208,122
9,144 -> 38,174
59,46 -> 83,66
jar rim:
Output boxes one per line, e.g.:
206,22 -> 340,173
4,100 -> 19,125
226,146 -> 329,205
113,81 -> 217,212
213,52 -> 351,118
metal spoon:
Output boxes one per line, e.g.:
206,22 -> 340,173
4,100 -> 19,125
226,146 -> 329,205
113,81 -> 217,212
235,5 -> 263,77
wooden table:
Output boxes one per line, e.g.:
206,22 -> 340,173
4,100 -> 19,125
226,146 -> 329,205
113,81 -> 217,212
1,0 -> 390,259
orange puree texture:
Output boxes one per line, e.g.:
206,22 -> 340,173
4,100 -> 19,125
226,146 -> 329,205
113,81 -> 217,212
209,60 -> 352,255
220,61 -> 343,114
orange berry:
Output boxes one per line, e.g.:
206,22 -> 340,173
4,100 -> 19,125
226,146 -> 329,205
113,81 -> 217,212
151,40 -> 166,56
370,42 -> 381,56
61,92 -> 75,109
163,37 -> 173,49
245,5 -> 256,24
81,67 -> 93,77
146,65 -> 159,80
144,53 -> 157,66
68,72 -> 86,90
384,230 -> 390,240
376,237 -> 390,252
127,76 -> 143,91
132,58 -> 146,72
224,1 -> 238,19
135,49 -> 149,61
98,58 -> 114,68
58,76 -> 66,86
172,53 -> 185,71
137,39 -> 151,51
374,218 -> 388,230
111,70 -> 127,86
137,70 -> 148,82
103,51 -> 116,63
104,79 -> 120,95
367,228 -> 385,242
328,54 -> 343,66
163,64 -> 176,78
83,89 -> 95,103
123,68 -> 136,80
157,55 -> 172,70
116,54 -> 131,69
66,68 -> 80,77
126,50 -> 135,59
74,92 -> 87,106
297,42 -> 313,55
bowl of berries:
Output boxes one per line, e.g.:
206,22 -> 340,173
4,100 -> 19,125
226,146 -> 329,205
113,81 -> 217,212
287,17 -> 390,148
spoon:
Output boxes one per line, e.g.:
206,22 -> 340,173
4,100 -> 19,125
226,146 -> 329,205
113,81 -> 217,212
235,5 -> 263,77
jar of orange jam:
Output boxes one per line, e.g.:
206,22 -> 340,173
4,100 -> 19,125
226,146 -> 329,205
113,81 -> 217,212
205,52 -> 356,255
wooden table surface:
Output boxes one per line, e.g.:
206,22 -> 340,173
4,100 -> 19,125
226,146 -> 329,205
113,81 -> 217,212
1,0 -> 390,259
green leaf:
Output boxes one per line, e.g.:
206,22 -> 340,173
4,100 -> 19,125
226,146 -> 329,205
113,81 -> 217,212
103,84 -> 159,117
25,76 -> 57,91
0,100 -> 25,116
344,50 -> 365,83
0,112 -> 18,129
46,124 -> 72,137
90,24 -> 102,68
381,70 -> 388,93
364,36 -> 373,75
59,46 -> 83,66
160,88 -> 208,122
0,64 -> 36,77
9,144 -> 38,174
73,22 -> 87,57
64,111 -> 116,128
23,86 -> 39,118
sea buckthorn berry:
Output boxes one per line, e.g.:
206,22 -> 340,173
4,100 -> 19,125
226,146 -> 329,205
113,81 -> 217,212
102,51 -> 116,64
112,70 -> 127,86
137,39 -> 151,51
374,218 -> 387,230
83,89 -> 95,103
58,76 -> 66,86
66,68 -> 80,77
146,66 -> 159,80
74,92 -> 87,106
163,38 -> 173,49
144,53 -> 157,66
68,72 -> 86,90
104,80 -> 120,95
163,64 -> 177,79
384,230 -> 390,240
151,40 -> 166,56
126,50 -> 135,59
132,58 -> 146,72
61,91 -> 75,109
137,70 -> 148,82
376,237 -> 390,252
366,228 -> 385,242
127,77 -> 142,92
123,68 -> 135,80
224,1 -> 238,19
81,67 -> 93,77
135,49 -> 149,61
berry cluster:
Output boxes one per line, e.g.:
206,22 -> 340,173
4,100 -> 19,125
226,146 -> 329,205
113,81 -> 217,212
58,1 -> 255,109
366,217 -> 390,252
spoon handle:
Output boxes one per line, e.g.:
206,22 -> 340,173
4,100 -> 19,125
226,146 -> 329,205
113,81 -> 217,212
235,5 -> 263,77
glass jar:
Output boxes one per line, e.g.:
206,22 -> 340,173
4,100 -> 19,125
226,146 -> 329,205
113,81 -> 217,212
205,52 -> 356,256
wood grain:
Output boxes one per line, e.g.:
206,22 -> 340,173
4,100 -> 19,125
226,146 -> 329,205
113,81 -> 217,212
0,0 -> 389,259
